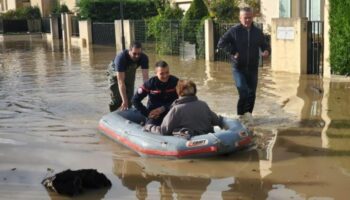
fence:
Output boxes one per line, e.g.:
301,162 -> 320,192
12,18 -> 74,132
307,21 -> 324,75
27,19 -> 41,32
0,18 -> 44,34
42,17 -> 51,33
0,19 -> 3,33
213,22 -> 235,62
71,16 -> 79,37
54,15 -> 63,39
133,20 -> 154,44
92,22 -> 115,46
0,19 -> 28,33
133,19 -> 205,59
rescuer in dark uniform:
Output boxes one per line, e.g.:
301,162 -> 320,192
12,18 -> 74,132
132,60 -> 178,126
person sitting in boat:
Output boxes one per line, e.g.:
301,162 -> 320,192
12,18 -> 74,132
144,80 -> 224,137
132,60 -> 179,126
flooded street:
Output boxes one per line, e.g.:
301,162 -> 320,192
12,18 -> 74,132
1,40 -> 350,200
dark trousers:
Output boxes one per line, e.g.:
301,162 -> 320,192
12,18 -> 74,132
145,111 -> 167,126
232,65 -> 258,115
109,82 -> 134,112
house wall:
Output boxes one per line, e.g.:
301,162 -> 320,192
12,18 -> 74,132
7,0 -> 17,10
323,0 -> 330,78
0,0 -> 5,11
260,0 -> 279,33
271,18 -> 308,74
31,0 -> 56,17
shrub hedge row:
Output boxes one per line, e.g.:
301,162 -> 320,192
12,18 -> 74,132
0,6 -> 41,19
78,0 -> 158,22
329,0 -> 350,75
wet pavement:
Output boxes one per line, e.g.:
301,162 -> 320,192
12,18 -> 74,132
0,40 -> 350,199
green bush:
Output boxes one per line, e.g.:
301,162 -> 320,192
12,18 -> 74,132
0,6 -> 41,19
329,0 -> 350,75
153,0 -> 168,9
183,0 -> 209,22
182,0 -> 209,44
207,0 -> 240,22
78,0 -> 158,21
51,3 -> 70,14
195,18 -> 207,58
147,5 -> 183,54
245,0 -> 261,16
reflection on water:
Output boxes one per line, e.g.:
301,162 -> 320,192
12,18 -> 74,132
114,159 -> 210,200
1,40 -> 350,199
113,150 -> 264,200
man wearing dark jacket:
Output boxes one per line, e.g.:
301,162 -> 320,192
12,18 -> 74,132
217,7 -> 270,125
132,60 -> 178,126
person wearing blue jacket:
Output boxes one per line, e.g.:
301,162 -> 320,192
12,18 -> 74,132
132,60 -> 179,126
217,7 -> 270,125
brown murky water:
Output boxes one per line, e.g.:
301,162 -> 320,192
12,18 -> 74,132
1,40 -> 350,200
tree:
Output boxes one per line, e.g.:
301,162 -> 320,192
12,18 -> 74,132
0,6 -> 41,19
244,0 -> 261,16
147,5 -> 184,54
205,0 -> 240,22
51,3 -> 70,14
182,0 -> 209,43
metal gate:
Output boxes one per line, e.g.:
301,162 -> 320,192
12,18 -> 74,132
58,15 -> 62,39
51,14 -> 62,39
307,21 -> 324,75
0,19 -> 28,33
132,20 -> 204,58
71,16 -> 79,37
42,17 -> 51,33
92,22 -> 115,46
213,22 -> 235,62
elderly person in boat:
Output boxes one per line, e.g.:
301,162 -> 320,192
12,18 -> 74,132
144,80 -> 224,137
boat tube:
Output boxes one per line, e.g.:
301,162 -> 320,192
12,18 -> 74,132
99,109 -> 254,159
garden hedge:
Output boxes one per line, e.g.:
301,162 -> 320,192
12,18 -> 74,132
329,0 -> 350,75
78,0 -> 158,22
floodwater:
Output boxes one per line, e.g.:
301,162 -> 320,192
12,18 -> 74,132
0,40 -> 350,200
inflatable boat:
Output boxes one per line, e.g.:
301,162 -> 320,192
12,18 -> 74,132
98,109 -> 254,159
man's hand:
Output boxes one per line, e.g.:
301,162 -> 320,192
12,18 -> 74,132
231,52 -> 239,60
119,101 -> 129,111
148,107 -> 165,119
261,50 -> 269,58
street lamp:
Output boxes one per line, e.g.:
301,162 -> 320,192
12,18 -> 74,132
120,0 -> 126,50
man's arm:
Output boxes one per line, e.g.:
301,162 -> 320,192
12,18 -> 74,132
217,27 -> 237,55
148,106 -> 165,119
116,72 -> 129,110
141,69 -> 149,82
259,31 -> 270,58
132,84 -> 150,117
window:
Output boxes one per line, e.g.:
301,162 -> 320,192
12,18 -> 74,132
306,0 -> 322,21
279,0 -> 291,18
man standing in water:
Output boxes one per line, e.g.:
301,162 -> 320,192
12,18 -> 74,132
217,7 -> 270,125
108,42 -> 149,112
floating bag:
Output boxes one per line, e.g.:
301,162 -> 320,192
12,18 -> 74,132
42,169 -> 112,196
